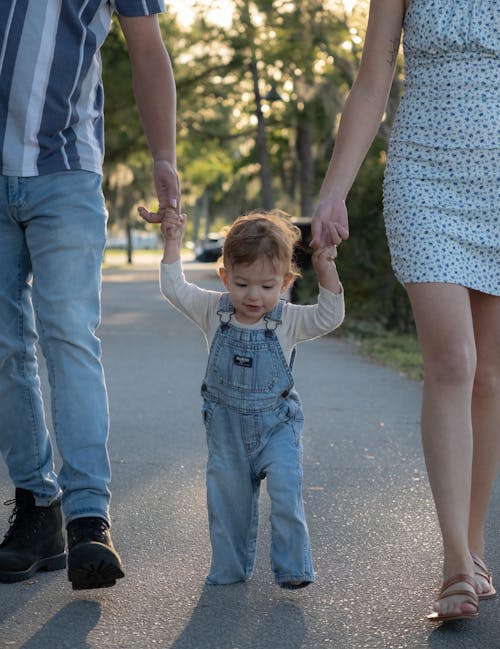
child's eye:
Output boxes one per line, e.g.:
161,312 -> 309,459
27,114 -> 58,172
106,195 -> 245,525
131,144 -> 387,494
236,283 -> 247,288
263,285 -> 274,290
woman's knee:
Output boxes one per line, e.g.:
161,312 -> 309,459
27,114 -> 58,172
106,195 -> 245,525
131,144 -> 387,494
423,341 -> 476,387
473,364 -> 500,400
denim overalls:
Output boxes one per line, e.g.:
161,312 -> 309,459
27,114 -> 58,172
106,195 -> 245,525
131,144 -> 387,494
201,293 -> 314,588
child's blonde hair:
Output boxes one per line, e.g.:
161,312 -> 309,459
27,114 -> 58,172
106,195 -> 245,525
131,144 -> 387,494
220,210 -> 302,279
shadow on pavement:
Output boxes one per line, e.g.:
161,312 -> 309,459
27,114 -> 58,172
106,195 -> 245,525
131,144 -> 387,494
170,583 -> 306,649
18,600 -> 101,649
426,599 -> 499,649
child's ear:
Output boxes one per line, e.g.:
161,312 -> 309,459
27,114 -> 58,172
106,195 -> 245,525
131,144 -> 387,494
218,266 -> 229,288
282,273 -> 294,291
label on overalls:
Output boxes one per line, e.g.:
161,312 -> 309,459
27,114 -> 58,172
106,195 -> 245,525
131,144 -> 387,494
234,355 -> 253,368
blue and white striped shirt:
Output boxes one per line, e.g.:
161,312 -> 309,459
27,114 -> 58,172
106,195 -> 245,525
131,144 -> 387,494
0,0 -> 164,177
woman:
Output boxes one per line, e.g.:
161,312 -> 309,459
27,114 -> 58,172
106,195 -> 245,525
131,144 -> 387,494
312,0 -> 499,622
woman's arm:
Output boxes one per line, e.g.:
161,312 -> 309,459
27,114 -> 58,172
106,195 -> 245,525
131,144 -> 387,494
311,0 -> 406,248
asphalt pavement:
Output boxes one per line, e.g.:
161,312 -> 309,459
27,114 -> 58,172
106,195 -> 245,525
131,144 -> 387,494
0,261 -> 498,649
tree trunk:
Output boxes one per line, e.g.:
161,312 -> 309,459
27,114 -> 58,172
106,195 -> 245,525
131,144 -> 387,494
126,220 -> 133,265
296,109 -> 314,216
249,59 -> 274,210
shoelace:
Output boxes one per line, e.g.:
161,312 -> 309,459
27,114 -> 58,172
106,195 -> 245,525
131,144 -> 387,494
1,498 -> 43,545
68,518 -> 108,546
1,499 -> 17,542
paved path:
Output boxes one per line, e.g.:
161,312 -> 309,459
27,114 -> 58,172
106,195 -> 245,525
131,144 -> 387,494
0,263 -> 498,649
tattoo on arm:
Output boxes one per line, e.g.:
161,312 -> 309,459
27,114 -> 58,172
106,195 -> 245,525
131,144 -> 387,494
387,37 -> 400,66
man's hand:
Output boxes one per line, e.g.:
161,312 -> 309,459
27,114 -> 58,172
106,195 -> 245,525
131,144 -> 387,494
138,159 -> 180,223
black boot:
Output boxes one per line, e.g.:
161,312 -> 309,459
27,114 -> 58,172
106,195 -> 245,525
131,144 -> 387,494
67,517 -> 124,590
0,488 -> 66,583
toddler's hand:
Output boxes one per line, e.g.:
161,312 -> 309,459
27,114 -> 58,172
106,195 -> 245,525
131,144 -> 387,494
311,246 -> 341,294
311,246 -> 337,273
161,211 -> 186,241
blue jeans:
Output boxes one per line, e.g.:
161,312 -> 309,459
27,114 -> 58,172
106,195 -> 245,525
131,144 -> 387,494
202,295 -> 314,586
0,172 -> 110,522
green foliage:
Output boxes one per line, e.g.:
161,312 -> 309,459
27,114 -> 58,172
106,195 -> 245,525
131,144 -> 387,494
101,18 -> 143,165
293,138 -> 415,333
338,139 -> 415,332
342,319 -> 423,381
100,2 -> 414,333
100,3 -> 360,220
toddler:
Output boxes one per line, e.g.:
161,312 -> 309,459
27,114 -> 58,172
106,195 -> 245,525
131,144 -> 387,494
155,208 -> 344,588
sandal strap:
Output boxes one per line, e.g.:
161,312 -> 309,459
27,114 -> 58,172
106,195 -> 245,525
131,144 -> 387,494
440,573 -> 477,593
472,554 -> 493,584
437,573 -> 479,610
438,590 -> 478,604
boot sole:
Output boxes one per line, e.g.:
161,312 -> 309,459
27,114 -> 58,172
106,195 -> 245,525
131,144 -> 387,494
68,542 -> 124,590
0,552 -> 67,583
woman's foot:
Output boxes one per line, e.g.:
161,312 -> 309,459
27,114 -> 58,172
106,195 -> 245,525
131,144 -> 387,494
471,554 -> 496,599
427,574 -> 479,622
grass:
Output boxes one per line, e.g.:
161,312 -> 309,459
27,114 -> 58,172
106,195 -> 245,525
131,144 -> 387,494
293,268 -> 423,380
340,319 -> 423,381
102,248 -> 162,268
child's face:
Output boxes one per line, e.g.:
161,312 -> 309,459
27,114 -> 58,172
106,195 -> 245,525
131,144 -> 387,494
219,257 -> 292,324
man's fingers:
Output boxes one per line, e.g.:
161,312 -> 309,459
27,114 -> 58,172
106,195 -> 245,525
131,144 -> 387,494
137,206 -> 162,223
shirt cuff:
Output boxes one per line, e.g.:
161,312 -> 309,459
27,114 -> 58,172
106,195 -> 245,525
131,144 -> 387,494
115,1 -> 165,17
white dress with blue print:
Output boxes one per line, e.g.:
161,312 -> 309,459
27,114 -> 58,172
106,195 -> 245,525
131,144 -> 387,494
383,0 -> 500,295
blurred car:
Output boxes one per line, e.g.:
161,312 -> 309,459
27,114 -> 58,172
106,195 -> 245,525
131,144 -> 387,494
194,232 -> 225,262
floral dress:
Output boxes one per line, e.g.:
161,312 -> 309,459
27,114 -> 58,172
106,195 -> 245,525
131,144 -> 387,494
383,0 -> 500,295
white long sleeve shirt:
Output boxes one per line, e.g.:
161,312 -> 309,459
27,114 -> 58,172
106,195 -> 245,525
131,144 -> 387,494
160,261 -> 345,363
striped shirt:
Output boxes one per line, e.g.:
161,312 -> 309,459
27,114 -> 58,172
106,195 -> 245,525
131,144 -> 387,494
0,0 -> 164,177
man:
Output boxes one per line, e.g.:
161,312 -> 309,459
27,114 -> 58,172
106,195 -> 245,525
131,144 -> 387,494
0,0 -> 178,590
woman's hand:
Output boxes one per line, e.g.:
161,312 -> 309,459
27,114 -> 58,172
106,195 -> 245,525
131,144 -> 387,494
311,196 -> 349,249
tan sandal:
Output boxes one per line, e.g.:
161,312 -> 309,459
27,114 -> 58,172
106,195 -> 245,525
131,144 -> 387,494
472,554 -> 497,600
427,574 -> 479,622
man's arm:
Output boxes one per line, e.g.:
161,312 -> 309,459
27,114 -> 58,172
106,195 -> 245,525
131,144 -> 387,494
119,14 -> 179,218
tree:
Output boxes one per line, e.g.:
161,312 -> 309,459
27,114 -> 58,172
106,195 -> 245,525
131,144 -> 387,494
100,3 -> 412,332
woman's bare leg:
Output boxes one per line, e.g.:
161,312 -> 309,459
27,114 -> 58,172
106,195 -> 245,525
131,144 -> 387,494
468,291 -> 500,592
406,282 -> 477,616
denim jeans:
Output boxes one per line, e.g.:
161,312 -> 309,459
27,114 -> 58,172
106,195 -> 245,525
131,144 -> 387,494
0,172 -> 111,522
202,295 -> 314,586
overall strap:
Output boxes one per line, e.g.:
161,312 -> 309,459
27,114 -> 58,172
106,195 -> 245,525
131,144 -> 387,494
216,293 -> 235,326
265,299 -> 296,372
263,298 -> 286,332
264,298 -> 286,334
